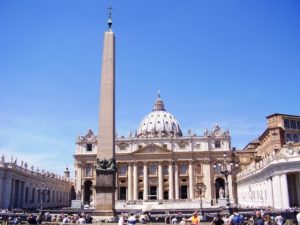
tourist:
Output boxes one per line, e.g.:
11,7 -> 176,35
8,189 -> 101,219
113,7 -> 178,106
228,208 -> 243,225
127,213 -> 137,225
188,211 -> 200,225
263,214 -> 272,225
118,214 -> 125,225
85,214 -> 93,224
180,218 -> 187,225
172,217 -> 178,224
212,213 -> 224,225
77,215 -> 86,224
254,211 -> 264,225
296,211 -> 300,225
274,213 -> 284,225
63,214 -> 70,224
27,213 -> 37,225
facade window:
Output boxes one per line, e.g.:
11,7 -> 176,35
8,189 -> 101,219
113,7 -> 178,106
284,119 -> 290,129
163,165 -> 169,175
85,164 -> 92,177
291,120 -> 297,129
286,134 -> 292,142
215,140 -> 221,148
119,165 -> 127,176
86,144 -> 93,151
180,163 -> 187,174
195,144 -> 201,149
293,134 -> 299,143
138,145 -> 143,149
179,143 -> 186,149
139,179 -> 143,183
119,145 -> 127,150
149,164 -> 157,175
162,144 -> 167,148
120,180 -> 126,183
138,166 -> 144,176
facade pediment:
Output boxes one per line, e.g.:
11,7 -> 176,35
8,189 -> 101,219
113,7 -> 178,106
134,144 -> 172,154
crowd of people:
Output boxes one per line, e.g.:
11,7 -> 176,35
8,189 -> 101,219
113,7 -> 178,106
1,208 -> 300,225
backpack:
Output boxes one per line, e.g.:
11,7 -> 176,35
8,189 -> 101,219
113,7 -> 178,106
232,214 -> 243,225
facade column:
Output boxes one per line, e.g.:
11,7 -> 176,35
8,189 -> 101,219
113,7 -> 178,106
280,173 -> 290,209
0,176 -> 3,208
267,178 -> 274,207
133,163 -> 138,201
158,162 -> 163,200
174,162 -> 179,200
188,161 -> 194,199
168,162 -> 174,200
127,163 -> 133,201
143,162 -> 148,200
202,163 -> 212,201
228,175 -> 234,203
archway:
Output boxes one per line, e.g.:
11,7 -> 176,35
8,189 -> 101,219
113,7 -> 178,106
84,180 -> 93,204
215,177 -> 225,200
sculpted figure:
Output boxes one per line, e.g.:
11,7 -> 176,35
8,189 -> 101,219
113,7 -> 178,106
1,154 -> 4,162
219,187 -> 225,198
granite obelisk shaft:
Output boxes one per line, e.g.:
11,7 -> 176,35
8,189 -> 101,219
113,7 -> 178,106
95,30 -> 116,213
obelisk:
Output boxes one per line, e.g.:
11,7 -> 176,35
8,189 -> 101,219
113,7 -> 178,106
94,7 -> 116,215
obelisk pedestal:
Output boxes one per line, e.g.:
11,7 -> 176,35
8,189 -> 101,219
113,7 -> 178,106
93,13 -> 116,216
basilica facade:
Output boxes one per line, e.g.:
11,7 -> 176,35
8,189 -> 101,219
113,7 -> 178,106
74,95 -> 238,210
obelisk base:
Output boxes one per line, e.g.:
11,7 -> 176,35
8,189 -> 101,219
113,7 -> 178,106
94,173 -> 116,216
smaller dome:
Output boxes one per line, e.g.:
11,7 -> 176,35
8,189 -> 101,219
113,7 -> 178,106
136,92 -> 182,138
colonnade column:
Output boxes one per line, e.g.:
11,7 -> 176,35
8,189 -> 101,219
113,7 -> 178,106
133,163 -> 138,200
174,161 -> 179,200
280,173 -> 290,208
272,174 -> 281,208
158,162 -> 163,200
188,160 -> 194,199
143,162 -> 148,200
297,173 -> 300,207
267,178 -> 274,207
168,162 -> 174,200
0,176 -> 3,207
127,163 -> 133,201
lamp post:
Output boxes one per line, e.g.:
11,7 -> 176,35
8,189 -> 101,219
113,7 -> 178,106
36,182 -> 50,211
194,182 -> 206,216
213,152 -> 239,211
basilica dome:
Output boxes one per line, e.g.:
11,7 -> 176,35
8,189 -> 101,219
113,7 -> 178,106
136,94 -> 182,138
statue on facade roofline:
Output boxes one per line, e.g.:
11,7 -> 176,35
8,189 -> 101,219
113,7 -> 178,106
1,154 -> 4,162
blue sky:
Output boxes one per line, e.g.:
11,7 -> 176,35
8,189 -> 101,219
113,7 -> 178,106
0,0 -> 299,175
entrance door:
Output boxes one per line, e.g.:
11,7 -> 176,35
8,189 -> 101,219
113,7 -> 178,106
84,180 -> 92,204
150,186 -> 157,200
215,177 -> 225,200
180,185 -> 187,199
120,187 -> 127,200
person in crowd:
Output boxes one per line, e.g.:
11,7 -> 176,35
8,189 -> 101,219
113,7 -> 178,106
188,211 -> 200,225
172,217 -> 178,224
254,211 -> 264,225
27,213 -> 37,225
62,214 -> 70,224
85,214 -> 93,224
180,218 -> 187,225
77,214 -> 86,224
296,211 -> 300,225
118,213 -> 125,225
274,213 -> 284,225
228,208 -> 244,225
263,214 -> 272,225
212,213 -> 224,225
127,213 -> 137,225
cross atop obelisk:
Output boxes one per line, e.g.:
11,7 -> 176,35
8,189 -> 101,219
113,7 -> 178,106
107,6 -> 113,31
94,8 -> 116,215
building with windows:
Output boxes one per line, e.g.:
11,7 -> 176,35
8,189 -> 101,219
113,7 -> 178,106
0,157 -> 73,209
237,113 -> 300,209
74,94 -> 239,210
